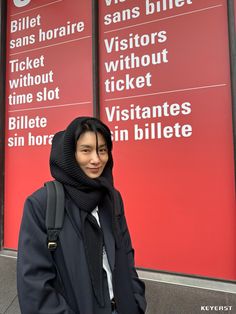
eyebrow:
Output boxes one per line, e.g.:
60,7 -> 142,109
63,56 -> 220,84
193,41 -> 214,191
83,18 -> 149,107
79,145 -> 91,148
79,144 -> 107,148
98,144 -> 107,148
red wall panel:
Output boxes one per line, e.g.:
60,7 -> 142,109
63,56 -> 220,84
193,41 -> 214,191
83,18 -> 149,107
4,0 -> 93,248
99,0 -> 236,280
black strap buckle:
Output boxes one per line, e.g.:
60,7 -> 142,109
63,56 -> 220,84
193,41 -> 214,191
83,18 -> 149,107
48,241 -> 58,251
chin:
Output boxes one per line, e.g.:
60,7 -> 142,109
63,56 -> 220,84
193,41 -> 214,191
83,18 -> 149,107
87,173 -> 102,179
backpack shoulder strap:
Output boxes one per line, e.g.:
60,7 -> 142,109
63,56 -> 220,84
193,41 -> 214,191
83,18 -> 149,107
45,180 -> 65,251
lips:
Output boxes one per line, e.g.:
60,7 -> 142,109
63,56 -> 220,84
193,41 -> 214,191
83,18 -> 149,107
87,167 -> 100,172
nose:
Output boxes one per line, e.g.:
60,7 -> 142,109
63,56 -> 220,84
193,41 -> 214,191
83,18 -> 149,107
90,150 -> 100,164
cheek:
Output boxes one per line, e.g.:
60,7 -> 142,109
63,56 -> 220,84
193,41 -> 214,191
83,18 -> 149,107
75,153 -> 85,166
103,155 -> 109,165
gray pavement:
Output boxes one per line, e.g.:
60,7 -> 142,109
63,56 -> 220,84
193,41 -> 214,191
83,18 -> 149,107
0,254 -> 20,314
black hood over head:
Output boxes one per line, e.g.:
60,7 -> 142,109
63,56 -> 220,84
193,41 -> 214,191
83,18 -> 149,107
50,116 -> 114,194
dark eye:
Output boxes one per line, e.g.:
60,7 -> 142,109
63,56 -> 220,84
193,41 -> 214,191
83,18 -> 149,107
99,148 -> 108,154
81,149 -> 90,153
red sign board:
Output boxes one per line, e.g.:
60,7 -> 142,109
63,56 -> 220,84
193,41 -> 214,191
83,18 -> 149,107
99,0 -> 236,280
4,0 -> 93,248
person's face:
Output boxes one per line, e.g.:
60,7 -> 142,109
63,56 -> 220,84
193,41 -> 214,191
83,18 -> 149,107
75,131 -> 109,179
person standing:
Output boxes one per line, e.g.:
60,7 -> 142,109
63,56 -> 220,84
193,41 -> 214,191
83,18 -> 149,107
17,116 -> 147,314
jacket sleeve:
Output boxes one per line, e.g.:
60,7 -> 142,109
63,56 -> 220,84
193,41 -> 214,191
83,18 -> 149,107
117,192 -> 147,314
17,193 -> 76,314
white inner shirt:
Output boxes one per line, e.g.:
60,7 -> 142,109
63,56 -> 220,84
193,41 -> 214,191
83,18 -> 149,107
91,206 -> 114,300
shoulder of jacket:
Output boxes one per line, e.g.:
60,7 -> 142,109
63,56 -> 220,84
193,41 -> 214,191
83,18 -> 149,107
29,185 -> 47,203
25,185 -> 48,218
24,182 -> 67,229
20,186 -> 48,229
